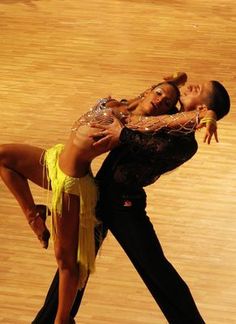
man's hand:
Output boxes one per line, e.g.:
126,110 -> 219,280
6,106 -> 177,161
90,115 -> 124,150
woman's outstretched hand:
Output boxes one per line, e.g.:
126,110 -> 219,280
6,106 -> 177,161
197,108 -> 218,144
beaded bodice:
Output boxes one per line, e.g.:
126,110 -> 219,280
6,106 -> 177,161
71,98 -> 117,132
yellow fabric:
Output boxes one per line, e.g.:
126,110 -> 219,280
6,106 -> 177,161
44,144 -> 99,289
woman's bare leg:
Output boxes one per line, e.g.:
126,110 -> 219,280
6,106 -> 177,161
0,143 -> 50,247
54,193 -> 80,324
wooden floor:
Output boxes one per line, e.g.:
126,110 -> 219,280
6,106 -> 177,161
0,0 -> 236,323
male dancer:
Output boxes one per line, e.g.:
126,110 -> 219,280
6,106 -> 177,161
32,79 -> 230,324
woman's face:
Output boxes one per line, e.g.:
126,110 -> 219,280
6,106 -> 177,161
140,83 -> 179,116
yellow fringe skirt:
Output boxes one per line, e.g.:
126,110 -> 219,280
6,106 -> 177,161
43,144 -> 99,289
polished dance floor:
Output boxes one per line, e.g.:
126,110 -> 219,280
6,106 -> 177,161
0,0 -> 236,323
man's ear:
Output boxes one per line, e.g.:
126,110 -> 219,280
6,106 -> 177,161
196,104 -> 208,111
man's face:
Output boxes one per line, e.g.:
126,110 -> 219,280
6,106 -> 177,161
180,81 -> 213,111
141,83 -> 178,116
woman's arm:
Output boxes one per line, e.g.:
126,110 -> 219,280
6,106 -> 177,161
126,110 -> 200,133
126,107 -> 217,136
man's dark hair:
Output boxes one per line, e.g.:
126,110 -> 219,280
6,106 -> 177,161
208,81 -> 230,120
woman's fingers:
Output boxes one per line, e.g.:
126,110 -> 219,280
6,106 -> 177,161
214,129 -> 219,143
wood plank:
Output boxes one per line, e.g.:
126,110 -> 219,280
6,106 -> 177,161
0,0 -> 235,323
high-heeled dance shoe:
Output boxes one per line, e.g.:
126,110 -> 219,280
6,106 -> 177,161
28,205 -> 51,249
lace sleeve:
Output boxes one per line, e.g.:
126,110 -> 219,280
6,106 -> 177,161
126,110 -> 200,135
116,127 -> 198,187
119,127 -> 173,156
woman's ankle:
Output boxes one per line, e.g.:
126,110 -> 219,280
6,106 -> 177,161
27,205 -> 50,248
25,205 -> 37,222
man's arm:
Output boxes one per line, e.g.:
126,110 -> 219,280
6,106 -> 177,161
90,108 -> 217,149
91,118 -> 189,160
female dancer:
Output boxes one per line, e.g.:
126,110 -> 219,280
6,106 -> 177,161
0,75 -> 216,324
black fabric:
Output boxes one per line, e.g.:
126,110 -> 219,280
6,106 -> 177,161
97,128 -> 198,188
32,130 -> 204,324
96,187 -> 204,324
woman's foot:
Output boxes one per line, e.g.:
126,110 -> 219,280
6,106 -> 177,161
28,205 -> 50,249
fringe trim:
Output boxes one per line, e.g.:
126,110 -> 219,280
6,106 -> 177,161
43,144 -> 98,290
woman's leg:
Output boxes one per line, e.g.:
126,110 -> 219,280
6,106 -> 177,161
31,223 -> 108,324
53,192 -> 81,324
0,143 -> 50,247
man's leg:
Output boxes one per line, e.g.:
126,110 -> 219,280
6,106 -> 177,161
100,190 -> 205,324
32,223 -> 108,324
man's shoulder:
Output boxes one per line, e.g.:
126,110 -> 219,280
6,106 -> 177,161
167,132 -> 198,158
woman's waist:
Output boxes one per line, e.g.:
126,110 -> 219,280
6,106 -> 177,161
56,142 -> 91,178
64,133 -> 98,160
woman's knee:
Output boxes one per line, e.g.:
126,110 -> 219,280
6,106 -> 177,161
54,244 -> 77,270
